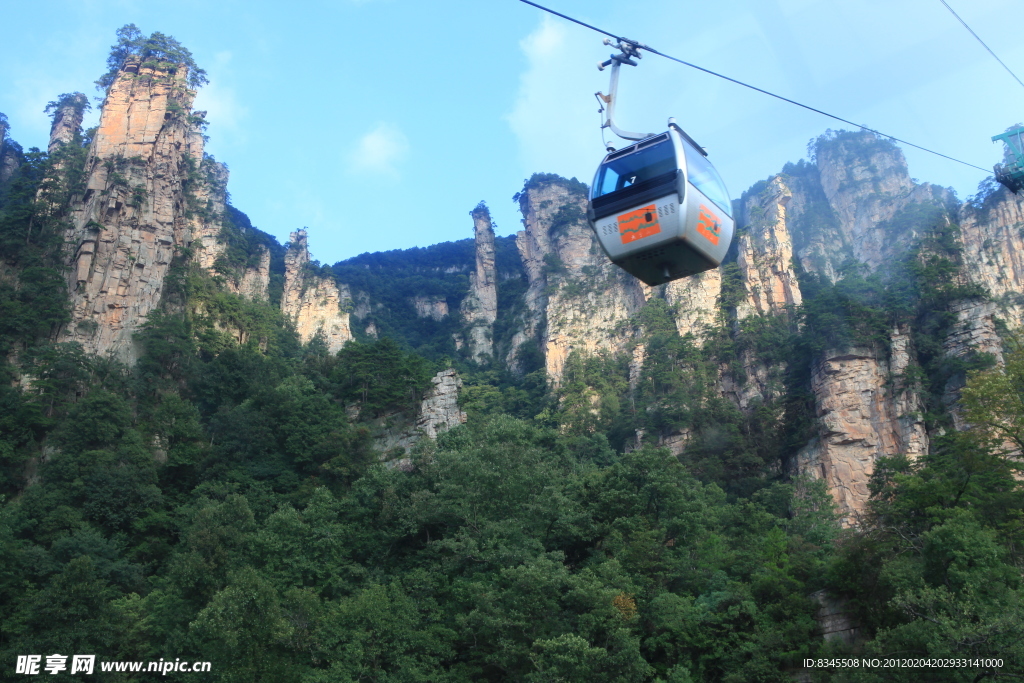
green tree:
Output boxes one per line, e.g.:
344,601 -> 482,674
97,24 -> 208,90
191,566 -> 295,682
961,334 -> 1024,456
306,582 -> 456,682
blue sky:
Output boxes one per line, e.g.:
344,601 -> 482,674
2,0 -> 1021,265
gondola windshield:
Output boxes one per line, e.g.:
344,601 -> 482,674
683,143 -> 732,216
593,137 -> 676,199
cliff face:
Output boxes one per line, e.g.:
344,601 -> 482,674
800,133 -> 951,277
374,368 -> 468,469
795,332 -> 928,524
281,229 -> 352,353
0,121 -> 17,185
460,205 -> 498,363
47,96 -> 87,154
511,178 -> 647,383
59,58 -> 223,361
497,151 -> 946,521
192,166 -> 271,302
958,190 -> 1024,330
17,47 -> 1022,524
412,296 -> 449,321
663,269 -> 720,340
230,248 -> 271,301
708,176 -> 804,413
711,135 -> 965,518
736,176 -> 803,319
941,298 -> 1007,429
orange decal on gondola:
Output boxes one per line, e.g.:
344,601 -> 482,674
696,204 -> 721,245
618,205 -> 661,244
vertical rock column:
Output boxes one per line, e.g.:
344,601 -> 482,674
232,248 -> 271,301
281,229 -> 353,353
811,132 -> 952,276
510,178 -> 648,383
60,59 -> 227,360
191,147 -> 231,273
958,190 -> 1024,331
460,204 -> 498,363
795,332 -> 927,525
191,134 -> 271,302
663,269 -> 721,340
0,120 -> 18,185
735,176 -> 803,319
47,95 -> 87,154
941,299 -> 1006,430
716,176 -> 804,410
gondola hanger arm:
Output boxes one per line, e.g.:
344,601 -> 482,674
595,38 -> 655,142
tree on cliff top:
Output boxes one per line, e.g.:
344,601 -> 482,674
96,24 -> 208,91
44,93 -> 90,120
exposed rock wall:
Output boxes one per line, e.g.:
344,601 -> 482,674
375,368 -> 468,468
505,134 -> 1004,520
943,299 -> 1006,365
0,128 -> 18,185
189,160 -> 270,302
511,179 -> 647,383
281,229 -> 352,352
811,132 -> 949,275
418,369 -> 467,439
460,205 -> 498,363
958,189 -> 1024,330
230,248 -> 271,301
712,136 -> 970,521
941,299 -> 1007,429
58,59 -> 224,360
412,296 -> 448,321
812,590 -> 861,645
189,146 -> 229,278
736,176 -> 803,319
47,95 -> 87,154
697,176 -> 803,413
795,333 -> 927,524
663,269 -> 721,340
719,349 -> 786,411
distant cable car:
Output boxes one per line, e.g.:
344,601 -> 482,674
586,39 -> 734,286
993,127 -> 1024,195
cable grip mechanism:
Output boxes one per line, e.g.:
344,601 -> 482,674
594,38 -> 654,142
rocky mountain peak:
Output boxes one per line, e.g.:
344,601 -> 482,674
46,93 -> 88,154
59,59 -> 221,361
805,131 -> 954,274
510,175 -> 647,383
459,203 -> 498,363
281,229 -> 352,353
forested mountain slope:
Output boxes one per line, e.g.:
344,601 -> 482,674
0,27 -> 1021,682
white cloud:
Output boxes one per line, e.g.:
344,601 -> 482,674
506,15 -> 608,184
347,122 -> 409,178
192,51 -> 249,146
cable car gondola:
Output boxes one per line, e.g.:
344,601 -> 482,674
585,39 -> 734,286
993,126 -> 1024,195
588,122 -> 734,286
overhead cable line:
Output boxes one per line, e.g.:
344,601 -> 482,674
518,0 -> 990,174
938,0 -> 1024,92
